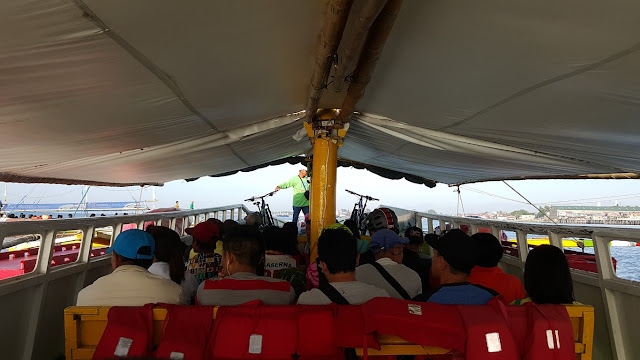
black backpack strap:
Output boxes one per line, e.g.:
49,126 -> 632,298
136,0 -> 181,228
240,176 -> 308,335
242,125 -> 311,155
318,282 -> 350,305
370,262 -> 412,300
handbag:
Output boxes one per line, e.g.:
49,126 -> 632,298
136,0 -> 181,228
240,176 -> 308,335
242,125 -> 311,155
300,176 -> 310,200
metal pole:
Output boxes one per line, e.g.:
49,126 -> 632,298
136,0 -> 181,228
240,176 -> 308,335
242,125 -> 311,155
310,136 -> 339,263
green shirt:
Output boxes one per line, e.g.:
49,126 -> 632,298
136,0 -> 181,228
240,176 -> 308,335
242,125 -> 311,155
278,176 -> 310,207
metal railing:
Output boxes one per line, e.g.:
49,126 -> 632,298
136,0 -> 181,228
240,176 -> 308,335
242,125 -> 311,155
413,211 -> 639,360
0,204 -> 250,360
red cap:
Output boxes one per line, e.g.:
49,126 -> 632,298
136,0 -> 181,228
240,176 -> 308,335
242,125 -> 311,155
185,222 -> 219,243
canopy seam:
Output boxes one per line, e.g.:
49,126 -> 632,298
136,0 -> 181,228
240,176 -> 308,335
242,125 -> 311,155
439,40 -> 640,131
70,0 -> 251,167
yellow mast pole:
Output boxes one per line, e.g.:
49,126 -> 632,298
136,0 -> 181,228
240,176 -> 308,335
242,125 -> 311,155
307,109 -> 348,263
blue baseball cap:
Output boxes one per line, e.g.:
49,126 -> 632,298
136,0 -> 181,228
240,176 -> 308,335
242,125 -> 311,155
106,229 -> 155,260
370,229 -> 409,254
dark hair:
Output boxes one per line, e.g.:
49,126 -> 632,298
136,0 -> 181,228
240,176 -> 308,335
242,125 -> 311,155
318,228 -> 358,274
342,219 -> 361,239
524,245 -> 574,304
206,218 -> 225,237
223,225 -> 265,269
281,222 -> 301,255
471,233 -> 503,268
223,219 -> 239,235
117,246 -> 154,269
146,225 -> 185,284
404,226 -> 424,246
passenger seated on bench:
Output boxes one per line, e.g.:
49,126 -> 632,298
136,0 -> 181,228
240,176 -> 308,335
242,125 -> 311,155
356,229 -> 422,299
186,222 -> 223,284
196,225 -> 295,305
298,225 -> 389,304
512,245 -> 579,305
76,229 -> 184,306
468,233 -> 526,303
263,226 -> 298,278
146,225 -> 199,305
417,229 -> 497,305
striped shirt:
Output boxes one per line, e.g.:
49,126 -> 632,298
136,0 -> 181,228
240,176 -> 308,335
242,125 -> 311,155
196,272 -> 295,306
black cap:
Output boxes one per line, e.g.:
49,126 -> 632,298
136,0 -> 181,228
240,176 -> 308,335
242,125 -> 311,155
425,229 -> 477,273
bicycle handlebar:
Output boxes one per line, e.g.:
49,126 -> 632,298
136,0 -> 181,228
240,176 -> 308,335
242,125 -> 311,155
345,189 -> 379,201
244,191 -> 276,202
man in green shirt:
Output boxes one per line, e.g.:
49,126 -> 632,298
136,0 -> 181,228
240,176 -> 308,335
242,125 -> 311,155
275,169 -> 310,224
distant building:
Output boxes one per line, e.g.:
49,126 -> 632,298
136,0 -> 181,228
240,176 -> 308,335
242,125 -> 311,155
550,206 -> 640,225
519,214 -> 535,221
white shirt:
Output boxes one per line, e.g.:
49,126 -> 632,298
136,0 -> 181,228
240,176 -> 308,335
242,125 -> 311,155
76,265 -> 184,306
356,258 -> 422,299
297,281 -> 389,305
264,254 -> 297,277
148,262 -> 199,304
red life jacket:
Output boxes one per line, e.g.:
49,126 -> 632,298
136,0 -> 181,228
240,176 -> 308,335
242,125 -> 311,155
334,305 -> 380,351
361,297 -> 466,353
92,305 -> 153,360
455,298 -> 520,360
207,301 -> 342,360
522,303 -> 575,360
154,305 -> 215,360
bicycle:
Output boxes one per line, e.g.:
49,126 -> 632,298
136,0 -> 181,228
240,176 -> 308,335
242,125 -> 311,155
245,191 -> 277,228
345,189 -> 378,233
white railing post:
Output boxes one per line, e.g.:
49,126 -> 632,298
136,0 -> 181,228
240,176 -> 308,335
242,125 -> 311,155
515,230 -> 528,264
427,218 -> 434,233
204,212 -> 210,221
548,231 -> 564,250
593,235 -> 626,360
169,218 -> 177,232
231,208 -> 236,221
112,223 -> 123,246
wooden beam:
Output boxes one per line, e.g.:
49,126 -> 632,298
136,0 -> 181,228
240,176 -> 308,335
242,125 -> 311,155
339,0 -> 403,122
305,0 -> 355,123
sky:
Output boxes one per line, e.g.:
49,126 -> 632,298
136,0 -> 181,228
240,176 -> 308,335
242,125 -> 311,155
2,163 -> 640,215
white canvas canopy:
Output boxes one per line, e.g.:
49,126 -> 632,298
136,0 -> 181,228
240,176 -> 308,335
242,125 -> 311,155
2,0 -> 639,186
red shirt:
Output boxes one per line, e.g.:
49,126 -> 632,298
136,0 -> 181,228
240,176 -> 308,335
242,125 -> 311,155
468,266 -> 526,303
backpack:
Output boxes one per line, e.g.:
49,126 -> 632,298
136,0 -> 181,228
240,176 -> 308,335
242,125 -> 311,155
92,305 -> 153,359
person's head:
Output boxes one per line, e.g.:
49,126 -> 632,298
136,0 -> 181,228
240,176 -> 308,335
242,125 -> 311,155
206,218 -> 225,237
524,245 -> 574,304
471,232 -> 503,268
282,222 -> 301,255
426,229 -> 477,283
185,221 -> 220,254
404,226 -> 424,251
262,226 -> 288,253
222,225 -> 265,275
244,212 -> 262,227
223,219 -> 239,236
318,225 -> 357,277
299,169 -> 308,178
370,229 -> 408,264
107,229 -> 155,270
365,208 -> 399,235
146,225 -> 185,284
343,219 -> 361,239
